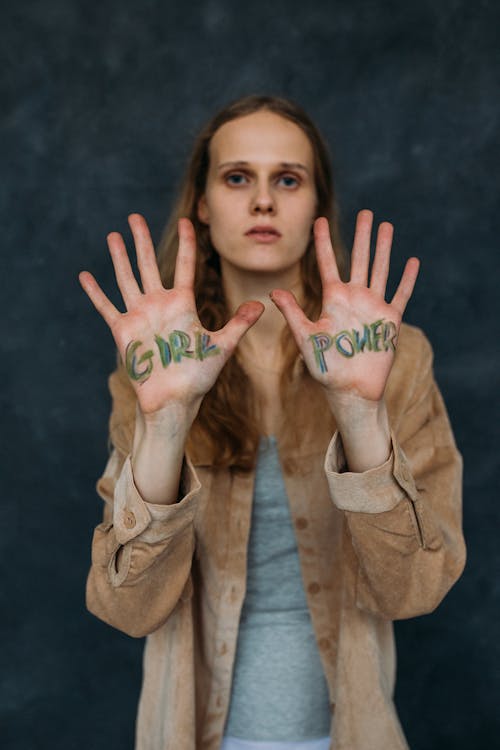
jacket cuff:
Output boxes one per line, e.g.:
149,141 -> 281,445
324,430 -> 418,514
113,454 -> 201,544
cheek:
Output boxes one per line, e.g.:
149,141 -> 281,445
292,190 -> 317,220
293,202 -> 316,237
207,193 -> 244,231
204,197 -> 240,253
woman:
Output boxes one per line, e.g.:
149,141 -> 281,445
80,95 -> 466,750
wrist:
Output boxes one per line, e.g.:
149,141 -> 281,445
141,398 -> 202,429
325,389 -> 387,430
138,396 -> 202,437
325,391 -> 391,473
131,397 -> 200,507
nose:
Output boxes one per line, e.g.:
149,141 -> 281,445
250,180 -> 276,215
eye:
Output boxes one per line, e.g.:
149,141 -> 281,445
225,172 -> 249,186
277,173 -> 300,188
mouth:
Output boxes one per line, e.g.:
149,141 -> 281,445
245,226 -> 282,242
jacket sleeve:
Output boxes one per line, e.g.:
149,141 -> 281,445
324,329 -> 466,620
86,429 -> 201,639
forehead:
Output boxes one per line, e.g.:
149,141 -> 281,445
209,110 -> 314,167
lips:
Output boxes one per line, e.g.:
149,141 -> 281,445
245,225 -> 282,237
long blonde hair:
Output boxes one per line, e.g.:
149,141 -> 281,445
119,95 -> 349,471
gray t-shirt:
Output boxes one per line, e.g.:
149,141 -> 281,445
223,436 -> 331,742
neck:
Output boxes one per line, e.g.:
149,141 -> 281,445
220,259 -> 304,371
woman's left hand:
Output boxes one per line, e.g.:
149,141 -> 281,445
270,210 -> 420,407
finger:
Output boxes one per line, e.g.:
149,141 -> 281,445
107,231 -> 143,309
128,213 -> 163,294
349,209 -> 373,286
173,218 -> 197,291
269,289 -> 312,347
215,301 -> 265,351
313,217 -> 341,290
369,221 -> 394,297
391,257 -> 421,315
79,271 -> 121,328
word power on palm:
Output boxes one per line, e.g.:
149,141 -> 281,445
310,319 -> 397,373
125,330 -> 220,384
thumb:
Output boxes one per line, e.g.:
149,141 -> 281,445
215,300 -> 265,352
269,289 -> 311,348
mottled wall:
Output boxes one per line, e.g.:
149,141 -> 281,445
1,0 -> 498,747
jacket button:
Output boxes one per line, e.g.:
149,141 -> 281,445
295,517 -> 308,530
123,510 -> 136,529
308,582 -> 321,595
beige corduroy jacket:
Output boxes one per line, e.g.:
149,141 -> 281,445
86,323 -> 466,750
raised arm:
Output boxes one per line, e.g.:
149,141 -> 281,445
271,210 -> 465,618
80,214 -> 263,636
80,214 -> 263,505
270,209 -> 420,472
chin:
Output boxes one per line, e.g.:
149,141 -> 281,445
219,247 -> 304,277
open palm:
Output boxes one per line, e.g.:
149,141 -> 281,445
271,210 -> 420,402
79,214 -> 263,415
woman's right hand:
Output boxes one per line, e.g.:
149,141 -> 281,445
79,214 -> 264,417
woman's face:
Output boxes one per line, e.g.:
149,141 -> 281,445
197,110 -> 318,278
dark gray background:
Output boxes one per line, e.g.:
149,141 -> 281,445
2,0 -> 498,747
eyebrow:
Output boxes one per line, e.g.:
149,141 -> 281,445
217,160 -> 310,173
